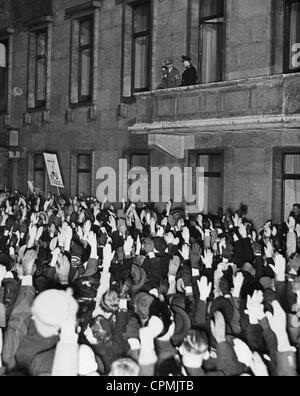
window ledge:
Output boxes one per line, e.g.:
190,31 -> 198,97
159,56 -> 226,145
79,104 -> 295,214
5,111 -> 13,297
121,96 -> 136,105
25,16 -> 54,28
23,110 -> 50,125
27,107 -> 47,114
69,102 -> 94,109
65,1 -> 102,19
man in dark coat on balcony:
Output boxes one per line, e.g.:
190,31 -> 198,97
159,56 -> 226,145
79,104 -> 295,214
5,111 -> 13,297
165,58 -> 181,89
181,55 -> 198,87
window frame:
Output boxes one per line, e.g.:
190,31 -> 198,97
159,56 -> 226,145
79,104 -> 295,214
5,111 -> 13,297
33,153 -> 46,193
33,28 -> 48,109
131,0 -> 152,94
282,152 -> 300,220
78,16 -> 94,104
198,0 -> 225,84
65,2 -> 101,109
0,37 -> 9,113
26,17 -> 53,112
76,153 -> 92,195
284,0 -> 300,73
272,148 -> 300,223
188,149 -> 224,215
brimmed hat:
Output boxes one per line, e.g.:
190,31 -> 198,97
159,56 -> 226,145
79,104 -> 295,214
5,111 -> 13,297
209,297 -> 234,325
32,289 -> 78,327
153,237 -> 168,254
171,305 -> 191,346
181,55 -> 191,62
165,58 -> 174,65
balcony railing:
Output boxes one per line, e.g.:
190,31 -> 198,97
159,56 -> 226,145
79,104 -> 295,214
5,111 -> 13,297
130,73 -> 300,134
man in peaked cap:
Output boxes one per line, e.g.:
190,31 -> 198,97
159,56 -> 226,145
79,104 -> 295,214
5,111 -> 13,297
165,58 -> 181,89
181,55 -> 198,87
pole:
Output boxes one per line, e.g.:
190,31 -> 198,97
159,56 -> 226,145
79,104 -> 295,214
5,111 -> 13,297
57,186 -> 60,197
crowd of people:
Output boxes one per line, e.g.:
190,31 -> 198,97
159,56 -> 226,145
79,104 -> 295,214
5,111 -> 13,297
158,56 -> 198,89
0,189 -> 299,376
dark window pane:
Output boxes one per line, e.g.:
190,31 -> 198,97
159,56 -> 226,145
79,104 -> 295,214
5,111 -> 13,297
197,154 -> 222,174
0,68 -> 7,109
196,153 -> 222,214
200,18 -> 224,83
285,154 -> 300,174
78,172 -> 91,195
80,48 -> 92,97
289,2 -> 300,69
37,32 -> 46,56
203,176 -> 222,214
34,154 -> 45,170
0,42 -> 7,67
133,3 -> 150,33
131,154 -> 149,169
34,170 -> 45,192
134,36 -> 149,90
0,41 -> 8,110
78,155 -> 91,171
36,57 -> 47,102
200,0 -> 224,18
284,179 -> 300,219
80,19 -> 92,47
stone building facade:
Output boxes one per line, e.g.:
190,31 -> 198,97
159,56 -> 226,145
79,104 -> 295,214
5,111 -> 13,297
1,0 -> 300,226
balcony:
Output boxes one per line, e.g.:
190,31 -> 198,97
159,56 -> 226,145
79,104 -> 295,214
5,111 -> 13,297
129,73 -> 300,135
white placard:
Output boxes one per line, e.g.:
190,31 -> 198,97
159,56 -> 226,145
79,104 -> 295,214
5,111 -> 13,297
43,153 -> 64,188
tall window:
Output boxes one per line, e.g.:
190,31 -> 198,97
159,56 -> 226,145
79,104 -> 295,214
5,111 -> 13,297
0,39 -> 8,111
132,2 -> 151,92
77,154 -> 92,195
199,0 -> 224,83
79,18 -> 93,103
35,30 -> 47,108
28,28 -> 48,109
197,153 -> 223,214
283,154 -> 300,219
70,16 -> 94,105
285,0 -> 300,72
34,154 -> 46,193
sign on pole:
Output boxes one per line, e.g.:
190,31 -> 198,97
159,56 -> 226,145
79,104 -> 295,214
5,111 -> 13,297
43,153 -> 64,189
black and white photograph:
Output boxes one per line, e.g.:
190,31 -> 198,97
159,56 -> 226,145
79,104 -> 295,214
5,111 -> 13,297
0,0 -> 299,380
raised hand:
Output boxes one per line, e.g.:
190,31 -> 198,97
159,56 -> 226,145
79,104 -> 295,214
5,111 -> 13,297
55,254 -> 71,285
264,241 -> 274,259
135,235 -> 142,256
87,231 -> 98,259
201,249 -> 213,269
232,272 -> 244,298
269,253 -> 286,282
179,244 -> 190,261
244,290 -> 265,325
190,243 -> 202,268
123,235 -> 134,257
22,248 -> 38,276
102,243 -> 115,272
210,311 -> 226,344
182,226 -> 190,244
266,301 -> 287,339
250,352 -> 269,377
197,277 -> 212,302
233,338 -> 253,367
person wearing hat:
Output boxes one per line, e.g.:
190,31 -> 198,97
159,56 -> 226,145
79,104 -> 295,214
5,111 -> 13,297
157,65 -> 168,90
181,55 -> 198,87
164,58 -> 181,89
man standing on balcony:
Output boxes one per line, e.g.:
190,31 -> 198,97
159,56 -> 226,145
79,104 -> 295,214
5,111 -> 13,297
165,58 -> 181,88
181,55 -> 198,86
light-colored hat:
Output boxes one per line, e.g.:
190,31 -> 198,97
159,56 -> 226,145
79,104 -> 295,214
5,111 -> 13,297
32,289 -> 78,327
